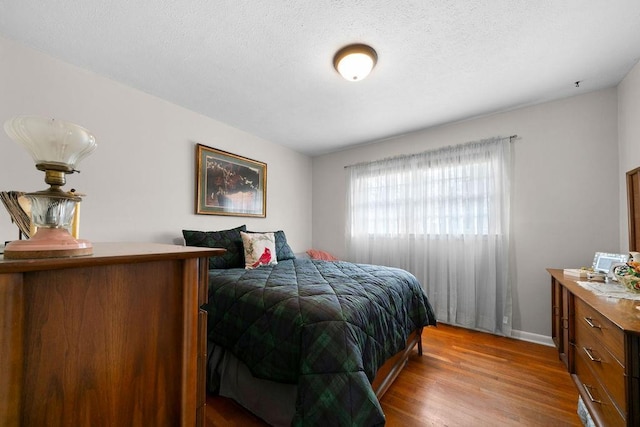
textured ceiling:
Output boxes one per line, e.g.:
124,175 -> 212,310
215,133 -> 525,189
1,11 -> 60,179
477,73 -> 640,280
1,1 -> 640,156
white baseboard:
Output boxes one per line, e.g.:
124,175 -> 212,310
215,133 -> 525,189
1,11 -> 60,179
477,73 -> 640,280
435,322 -> 555,347
510,329 -> 554,347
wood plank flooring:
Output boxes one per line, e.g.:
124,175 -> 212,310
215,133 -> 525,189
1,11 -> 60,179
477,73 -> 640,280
205,323 -> 582,426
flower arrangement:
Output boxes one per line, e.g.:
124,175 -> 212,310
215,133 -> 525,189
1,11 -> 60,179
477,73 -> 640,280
614,261 -> 640,292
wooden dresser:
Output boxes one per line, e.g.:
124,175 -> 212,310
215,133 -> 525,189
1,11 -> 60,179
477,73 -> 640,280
0,243 -> 224,427
549,268 -> 640,426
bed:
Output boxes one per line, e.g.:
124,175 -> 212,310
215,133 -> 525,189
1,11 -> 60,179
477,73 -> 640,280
202,257 -> 437,426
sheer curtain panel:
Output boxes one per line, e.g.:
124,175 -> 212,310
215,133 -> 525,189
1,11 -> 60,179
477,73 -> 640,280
346,137 -> 512,335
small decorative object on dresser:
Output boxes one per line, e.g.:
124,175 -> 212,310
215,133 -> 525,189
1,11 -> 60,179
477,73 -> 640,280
562,267 -> 590,279
612,261 -> 640,291
195,144 -> 266,217
0,191 -> 32,239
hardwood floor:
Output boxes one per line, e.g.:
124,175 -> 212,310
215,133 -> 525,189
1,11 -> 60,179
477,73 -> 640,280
205,323 -> 582,426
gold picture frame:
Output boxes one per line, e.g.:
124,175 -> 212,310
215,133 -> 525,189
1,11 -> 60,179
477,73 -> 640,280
195,144 -> 267,217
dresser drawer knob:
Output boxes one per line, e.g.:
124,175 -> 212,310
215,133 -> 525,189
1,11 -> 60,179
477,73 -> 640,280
582,347 -> 602,362
584,316 -> 602,329
583,384 -> 602,404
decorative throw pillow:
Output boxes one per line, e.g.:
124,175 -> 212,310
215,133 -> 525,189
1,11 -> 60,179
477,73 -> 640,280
306,249 -> 339,261
241,231 -> 278,269
182,225 -> 246,269
246,230 -> 296,261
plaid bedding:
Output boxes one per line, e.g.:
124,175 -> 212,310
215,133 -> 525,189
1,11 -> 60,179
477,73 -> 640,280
204,259 -> 437,426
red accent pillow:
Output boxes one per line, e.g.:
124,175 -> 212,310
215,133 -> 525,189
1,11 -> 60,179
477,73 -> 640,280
306,249 -> 338,261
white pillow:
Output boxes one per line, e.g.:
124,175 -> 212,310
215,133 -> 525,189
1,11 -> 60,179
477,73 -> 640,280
241,231 -> 278,269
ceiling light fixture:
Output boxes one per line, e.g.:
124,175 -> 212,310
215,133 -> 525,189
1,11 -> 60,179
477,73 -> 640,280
333,44 -> 377,82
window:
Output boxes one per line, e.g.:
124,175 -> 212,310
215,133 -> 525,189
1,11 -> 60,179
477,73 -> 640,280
350,160 -> 496,236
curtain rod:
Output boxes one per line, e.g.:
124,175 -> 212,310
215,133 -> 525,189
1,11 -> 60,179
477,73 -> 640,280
344,135 -> 520,169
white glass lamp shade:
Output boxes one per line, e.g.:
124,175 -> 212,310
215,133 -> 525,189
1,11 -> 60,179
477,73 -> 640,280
334,44 -> 378,81
4,116 -> 97,171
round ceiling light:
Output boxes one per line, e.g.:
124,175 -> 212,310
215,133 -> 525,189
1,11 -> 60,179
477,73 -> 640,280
333,44 -> 378,82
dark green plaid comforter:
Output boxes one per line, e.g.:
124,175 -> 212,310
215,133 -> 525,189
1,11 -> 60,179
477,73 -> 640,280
204,259 -> 437,426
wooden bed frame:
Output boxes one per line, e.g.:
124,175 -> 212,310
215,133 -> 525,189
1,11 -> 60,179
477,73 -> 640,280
372,327 -> 423,398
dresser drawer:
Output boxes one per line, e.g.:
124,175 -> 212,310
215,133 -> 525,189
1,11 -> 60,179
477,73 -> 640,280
575,298 -> 625,364
575,350 -> 626,427
575,315 -> 626,413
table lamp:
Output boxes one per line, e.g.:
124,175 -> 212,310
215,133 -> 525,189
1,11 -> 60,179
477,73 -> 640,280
3,116 -> 97,259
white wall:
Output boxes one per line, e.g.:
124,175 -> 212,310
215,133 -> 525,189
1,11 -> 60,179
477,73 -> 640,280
0,37 -> 312,252
312,89 -> 620,337
618,61 -> 640,250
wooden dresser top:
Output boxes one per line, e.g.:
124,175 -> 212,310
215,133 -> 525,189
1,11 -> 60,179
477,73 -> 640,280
548,268 -> 640,334
0,242 -> 225,273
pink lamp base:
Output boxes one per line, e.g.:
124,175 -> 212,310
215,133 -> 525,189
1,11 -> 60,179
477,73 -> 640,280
4,227 -> 93,259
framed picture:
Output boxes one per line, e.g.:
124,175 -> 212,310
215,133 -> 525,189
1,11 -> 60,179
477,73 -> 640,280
195,144 -> 267,217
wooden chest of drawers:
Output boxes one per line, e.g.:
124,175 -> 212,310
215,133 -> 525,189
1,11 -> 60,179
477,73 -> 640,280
549,269 -> 640,427
0,243 -> 224,427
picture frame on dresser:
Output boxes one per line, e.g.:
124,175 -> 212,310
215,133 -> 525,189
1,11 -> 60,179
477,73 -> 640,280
195,144 -> 267,217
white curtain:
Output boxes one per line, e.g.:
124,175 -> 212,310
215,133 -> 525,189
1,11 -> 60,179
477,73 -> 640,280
346,137 -> 513,335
